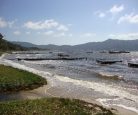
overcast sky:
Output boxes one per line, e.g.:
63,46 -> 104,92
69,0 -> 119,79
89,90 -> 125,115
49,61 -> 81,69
0,0 -> 138,45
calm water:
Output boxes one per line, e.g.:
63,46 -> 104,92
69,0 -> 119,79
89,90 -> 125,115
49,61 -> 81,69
2,50 -> 138,113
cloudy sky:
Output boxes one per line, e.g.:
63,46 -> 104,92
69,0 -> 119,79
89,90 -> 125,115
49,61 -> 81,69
0,0 -> 138,45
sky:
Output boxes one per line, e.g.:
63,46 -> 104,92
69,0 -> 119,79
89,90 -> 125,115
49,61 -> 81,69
0,0 -> 138,45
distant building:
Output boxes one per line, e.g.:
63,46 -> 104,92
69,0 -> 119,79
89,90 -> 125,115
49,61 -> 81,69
0,33 -> 4,40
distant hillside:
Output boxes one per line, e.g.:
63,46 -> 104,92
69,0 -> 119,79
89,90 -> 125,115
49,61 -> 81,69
12,41 -> 37,48
11,42 -> 57,50
12,39 -> 138,51
73,39 -> 138,51
12,41 -> 71,50
0,39 -> 26,51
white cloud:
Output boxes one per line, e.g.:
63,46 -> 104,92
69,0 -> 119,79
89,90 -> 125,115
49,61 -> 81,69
24,19 -> 59,30
118,13 -> 138,24
94,11 -> 106,18
99,12 -> 106,18
0,18 -> 7,28
82,33 -> 96,37
13,31 -> 21,35
110,5 -> 124,14
24,19 -> 69,33
44,31 -> 54,35
0,17 -> 17,28
57,25 -> 68,31
94,5 -> 124,19
108,33 -> 138,40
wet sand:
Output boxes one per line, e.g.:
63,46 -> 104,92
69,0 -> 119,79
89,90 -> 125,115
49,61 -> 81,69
113,106 -> 138,115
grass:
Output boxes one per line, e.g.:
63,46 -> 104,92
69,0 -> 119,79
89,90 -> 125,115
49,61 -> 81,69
0,51 -> 4,56
0,64 -> 47,93
0,98 -> 114,115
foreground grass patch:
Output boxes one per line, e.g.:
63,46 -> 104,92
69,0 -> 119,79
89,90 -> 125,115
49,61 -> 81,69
0,65 -> 47,92
0,98 -> 114,115
0,52 -> 3,56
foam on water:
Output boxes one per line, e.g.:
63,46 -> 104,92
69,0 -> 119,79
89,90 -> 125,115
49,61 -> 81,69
97,98 -> 138,113
0,53 -> 7,59
55,75 -> 138,102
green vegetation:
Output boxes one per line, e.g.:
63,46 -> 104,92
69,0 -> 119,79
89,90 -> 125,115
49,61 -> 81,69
0,39 -> 27,51
0,33 -> 26,51
0,98 -> 114,115
0,51 -> 3,56
0,65 -> 47,92
0,33 -> 40,51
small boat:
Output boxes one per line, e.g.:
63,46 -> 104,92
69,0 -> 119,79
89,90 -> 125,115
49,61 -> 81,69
86,51 -> 93,54
57,53 -> 69,57
128,63 -> 138,68
96,59 -> 122,64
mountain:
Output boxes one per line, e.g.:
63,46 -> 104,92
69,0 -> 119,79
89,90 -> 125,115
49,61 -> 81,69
0,39 -> 27,51
73,39 -> 138,51
11,41 -> 61,50
12,41 -> 37,48
12,39 -> 138,51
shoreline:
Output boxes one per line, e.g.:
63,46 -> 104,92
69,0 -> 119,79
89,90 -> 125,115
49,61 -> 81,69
0,53 -> 138,115
0,84 -> 137,115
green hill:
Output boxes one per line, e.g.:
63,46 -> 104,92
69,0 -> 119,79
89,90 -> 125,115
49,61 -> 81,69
0,39 -> 26,51
0,33 -> 26,51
